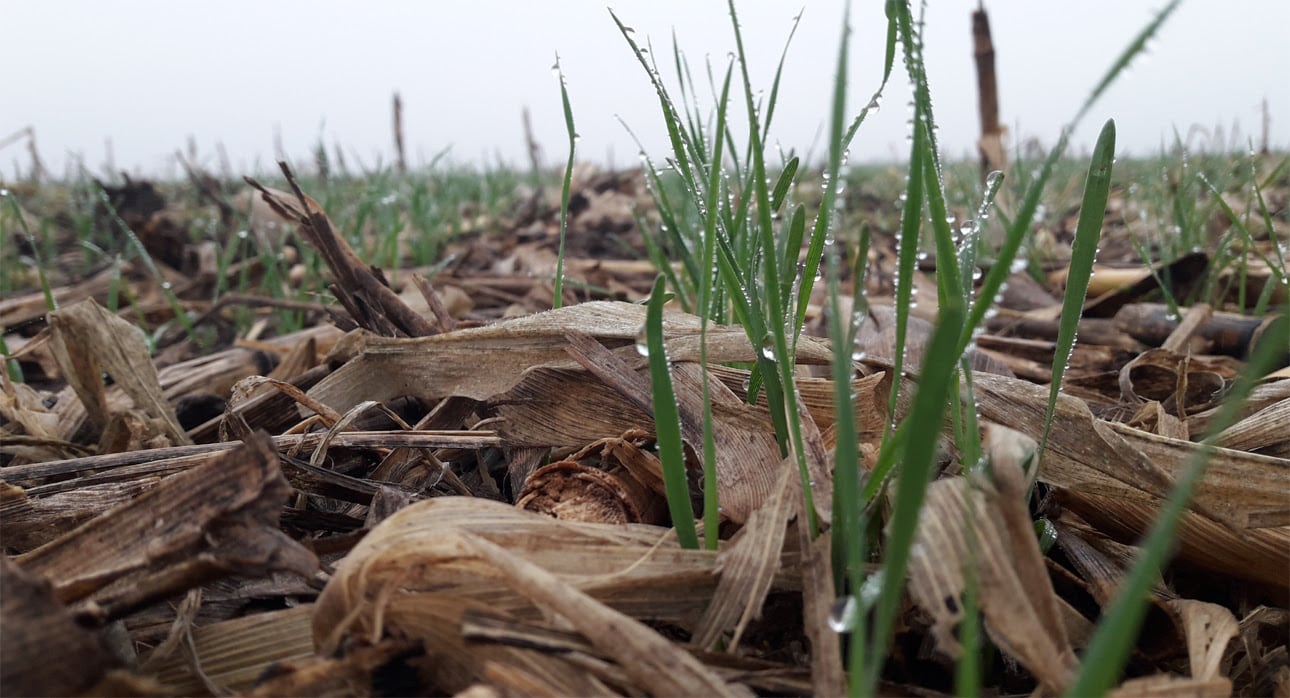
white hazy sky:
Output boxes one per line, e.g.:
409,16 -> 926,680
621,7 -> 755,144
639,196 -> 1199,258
3,1 -> 1287,179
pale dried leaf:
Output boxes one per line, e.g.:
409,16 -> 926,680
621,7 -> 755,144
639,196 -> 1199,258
693,465 -> 797,650
908,425 -> 1080,694
463,532 -> 751,698
974,372 -> 1290,530
48,298 -> 190,445
1167,599 -> 1239,683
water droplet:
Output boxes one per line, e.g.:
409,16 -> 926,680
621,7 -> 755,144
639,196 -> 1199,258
859,574 -> 883,608
635,327 -> 650,357
828,595 -> 858,632
759,335 -> 777,361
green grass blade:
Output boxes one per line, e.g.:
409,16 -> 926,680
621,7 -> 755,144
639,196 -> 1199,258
778,204 -> 807,309
770,156 -> 800,213
953,376 -> 985,698
3,192 -> 57,313
839,0 -> 897,150
726,0 -> 818,534
610,11 -> 700,195
1038,119 -> 1115,465
552,54 -> 577,309
827,287 -> 863,682
958,171 -> 1005,301
618,118 -> 701,309
645,275 -> 700,550
671,35 -> 710,163
1074,1 -> 1180,127
1248,172 -> 1285,315
698,60 -> 735,551
863,299 -> 966,695
886,122 -> 925,428
1,334 -> 23,383
1068,312 -> 1289,696
827,226 -> 870,696
793,0 -> 853,338
919,120 -> 963,308
1201,173 -> 1284,314
95,184 -> 196,343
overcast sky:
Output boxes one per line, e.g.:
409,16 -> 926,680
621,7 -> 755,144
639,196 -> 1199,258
3,1 -> 1287,179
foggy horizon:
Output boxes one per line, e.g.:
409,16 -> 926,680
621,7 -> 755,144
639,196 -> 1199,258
3,1 -> 1287,180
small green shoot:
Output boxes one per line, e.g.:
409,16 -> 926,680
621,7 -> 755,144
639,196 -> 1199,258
94,185 -> 196,344
644,275 -> 700,550
1038,119 -> 1116,465
552,54 -> 578,309
4,191 -> 57,313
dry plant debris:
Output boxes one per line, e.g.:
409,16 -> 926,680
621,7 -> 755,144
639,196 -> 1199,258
1,159 -> 1287,697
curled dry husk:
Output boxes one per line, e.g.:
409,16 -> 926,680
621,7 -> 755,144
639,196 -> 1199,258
313,496 -> 799,695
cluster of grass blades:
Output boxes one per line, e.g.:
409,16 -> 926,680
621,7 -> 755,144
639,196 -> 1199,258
592,0 -> 1271,694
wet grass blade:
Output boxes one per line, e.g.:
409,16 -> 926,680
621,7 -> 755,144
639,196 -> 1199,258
793,0 -> 852,338
611,11 -> 700,193
919,120 -> 963,307
645,275 -> 699,550
1069,312 -> 1289,696
3,191 -> 57,313
778,204 -> 807,314
618,118 -> 702,308
863,299 -> 965,695
552,55 -> 577,309
1075,1 -> 1180,127
828,224 -> 870,695
726,0 -> 818,534
1039,119 -> 1115,464
958,171 -> 1005,301
770,156 -> 800,213
698,60 -> 735,551
886,118 -> 925,428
